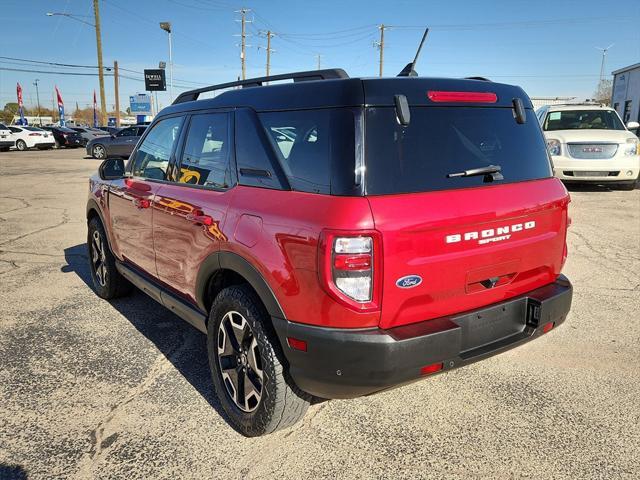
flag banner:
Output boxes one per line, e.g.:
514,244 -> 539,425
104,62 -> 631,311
55,86 -> 65,126
16,83 -> 27,125
93,91 -> 98,128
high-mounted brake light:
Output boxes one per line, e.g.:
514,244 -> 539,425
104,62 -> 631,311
318,230 -> 382,312
427,91 -> 498,103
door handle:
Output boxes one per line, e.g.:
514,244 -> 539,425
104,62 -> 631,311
186,212 -> 213,226
133,198 -> 151,209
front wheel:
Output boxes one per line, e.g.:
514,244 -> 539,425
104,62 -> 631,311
87,217 -> 132,299
207,285 -> 310,436
16,140 -> 27,151
92,144 -> 106,159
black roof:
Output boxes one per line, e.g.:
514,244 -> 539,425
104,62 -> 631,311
162,68 -> 532,116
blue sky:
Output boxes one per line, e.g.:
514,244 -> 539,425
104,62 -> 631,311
1,0 -> 639,112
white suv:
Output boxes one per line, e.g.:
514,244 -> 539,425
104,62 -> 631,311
0,123 -> 14,152
536,104 -> 640,190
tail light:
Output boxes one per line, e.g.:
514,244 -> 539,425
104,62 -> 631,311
28,133 -> 41,136
319,230 -> 382,312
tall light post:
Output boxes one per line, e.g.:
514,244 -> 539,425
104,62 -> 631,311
46,7 -> 107,125
33,79 -> 41,125
160,22 -> 174,102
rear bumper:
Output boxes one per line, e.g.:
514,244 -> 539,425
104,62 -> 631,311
0,140 -> 14,148
273,275 -> 572,399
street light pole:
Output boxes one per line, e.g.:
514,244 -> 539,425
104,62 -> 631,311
33,79 -> 41,125
160,22 -> 174,102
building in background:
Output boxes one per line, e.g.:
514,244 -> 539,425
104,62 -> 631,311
611,63 -> 640,127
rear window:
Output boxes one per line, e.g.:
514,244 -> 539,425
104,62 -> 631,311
365,107 -> 551,195
543,109 -> 624,131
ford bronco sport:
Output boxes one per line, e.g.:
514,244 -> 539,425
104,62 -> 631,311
87,68 -> 573,436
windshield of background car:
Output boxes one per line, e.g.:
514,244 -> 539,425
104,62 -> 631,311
57,127 -> 77,133
543,109 -> 625,131
365,107 -> 551,195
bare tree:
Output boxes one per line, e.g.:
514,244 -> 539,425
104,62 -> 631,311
593,79 -> 613,105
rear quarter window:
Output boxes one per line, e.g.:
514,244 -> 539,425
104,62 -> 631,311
365,107 -> 551,195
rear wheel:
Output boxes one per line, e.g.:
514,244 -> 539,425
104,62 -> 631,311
207,285 -> 310,436
16,140 -> 27,151
92,144 -> 106,159
87,217 -> 132,299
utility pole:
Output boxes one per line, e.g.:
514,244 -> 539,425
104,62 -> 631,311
316,54 -> 322,70
266,30 -> 273,77
239,8 -> 250,80
375,24 -> 386,77
114,61 -> 120,127
33,79 -> 41,125
93,0 -> 106,126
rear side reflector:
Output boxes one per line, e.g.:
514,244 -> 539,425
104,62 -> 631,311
287,337 -> 307,352
542,322 -> 555,334
427,91 -> 498,103
420,362 -> 444,375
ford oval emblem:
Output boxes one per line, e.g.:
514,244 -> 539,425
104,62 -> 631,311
396,275 -> 422,289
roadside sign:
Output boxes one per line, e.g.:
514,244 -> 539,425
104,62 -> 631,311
129,94 -> 152,114
144,69 -> 167,91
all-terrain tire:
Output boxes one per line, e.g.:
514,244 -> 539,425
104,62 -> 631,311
87,216 -> 133,299
207,285 -> 310,436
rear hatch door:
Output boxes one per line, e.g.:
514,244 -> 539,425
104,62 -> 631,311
363,80 -> 570,329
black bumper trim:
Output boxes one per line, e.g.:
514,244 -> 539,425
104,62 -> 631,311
272,275 -> 572,399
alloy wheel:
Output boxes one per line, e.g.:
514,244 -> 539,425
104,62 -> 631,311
91,230 -> 108,287
217,310 -> 264,412
93,145 -> 106,159
16,140 -> 27,151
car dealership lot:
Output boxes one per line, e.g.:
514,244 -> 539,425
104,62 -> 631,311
0,149 -> 638,479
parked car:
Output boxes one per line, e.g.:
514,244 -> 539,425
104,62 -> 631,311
40,126 -> 86,148
536,103 -> 640,190
0,123 -> 13,151
7,126 -> 55,151
70,126 -> 109,144
87,69 -> 573,436
86,125 -> 147,159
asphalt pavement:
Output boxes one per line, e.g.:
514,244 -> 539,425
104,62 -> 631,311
0,148 -> 638,479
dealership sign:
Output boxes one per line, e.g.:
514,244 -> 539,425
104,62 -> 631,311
129,94 -> 152,114
144,69 -> 167,91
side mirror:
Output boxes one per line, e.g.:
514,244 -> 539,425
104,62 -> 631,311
626,121 -> 640,130
98,158 -> 125,180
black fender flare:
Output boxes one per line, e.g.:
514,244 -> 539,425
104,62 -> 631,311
195,251 -> 286,320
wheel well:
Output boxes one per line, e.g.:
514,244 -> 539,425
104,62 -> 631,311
204,269 -> 254,316
87,208 -> 100,224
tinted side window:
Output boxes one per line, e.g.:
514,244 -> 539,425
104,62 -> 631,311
131,116 -> 183,180
259,109 -> 355,194
117,127 -> 136,137
177,113 -> 232,189
235,109 -> 289,190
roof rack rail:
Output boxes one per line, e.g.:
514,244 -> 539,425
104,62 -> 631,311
173,68 -> 349,104
465,76 -> 491,81
549,102 -> 607,108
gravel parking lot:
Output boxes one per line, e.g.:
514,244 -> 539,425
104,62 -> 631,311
0,148 -> 639,479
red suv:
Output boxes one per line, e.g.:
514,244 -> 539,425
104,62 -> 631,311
87,69 -> 572,436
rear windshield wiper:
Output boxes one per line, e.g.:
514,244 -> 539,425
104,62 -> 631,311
447,164 -> 503,182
